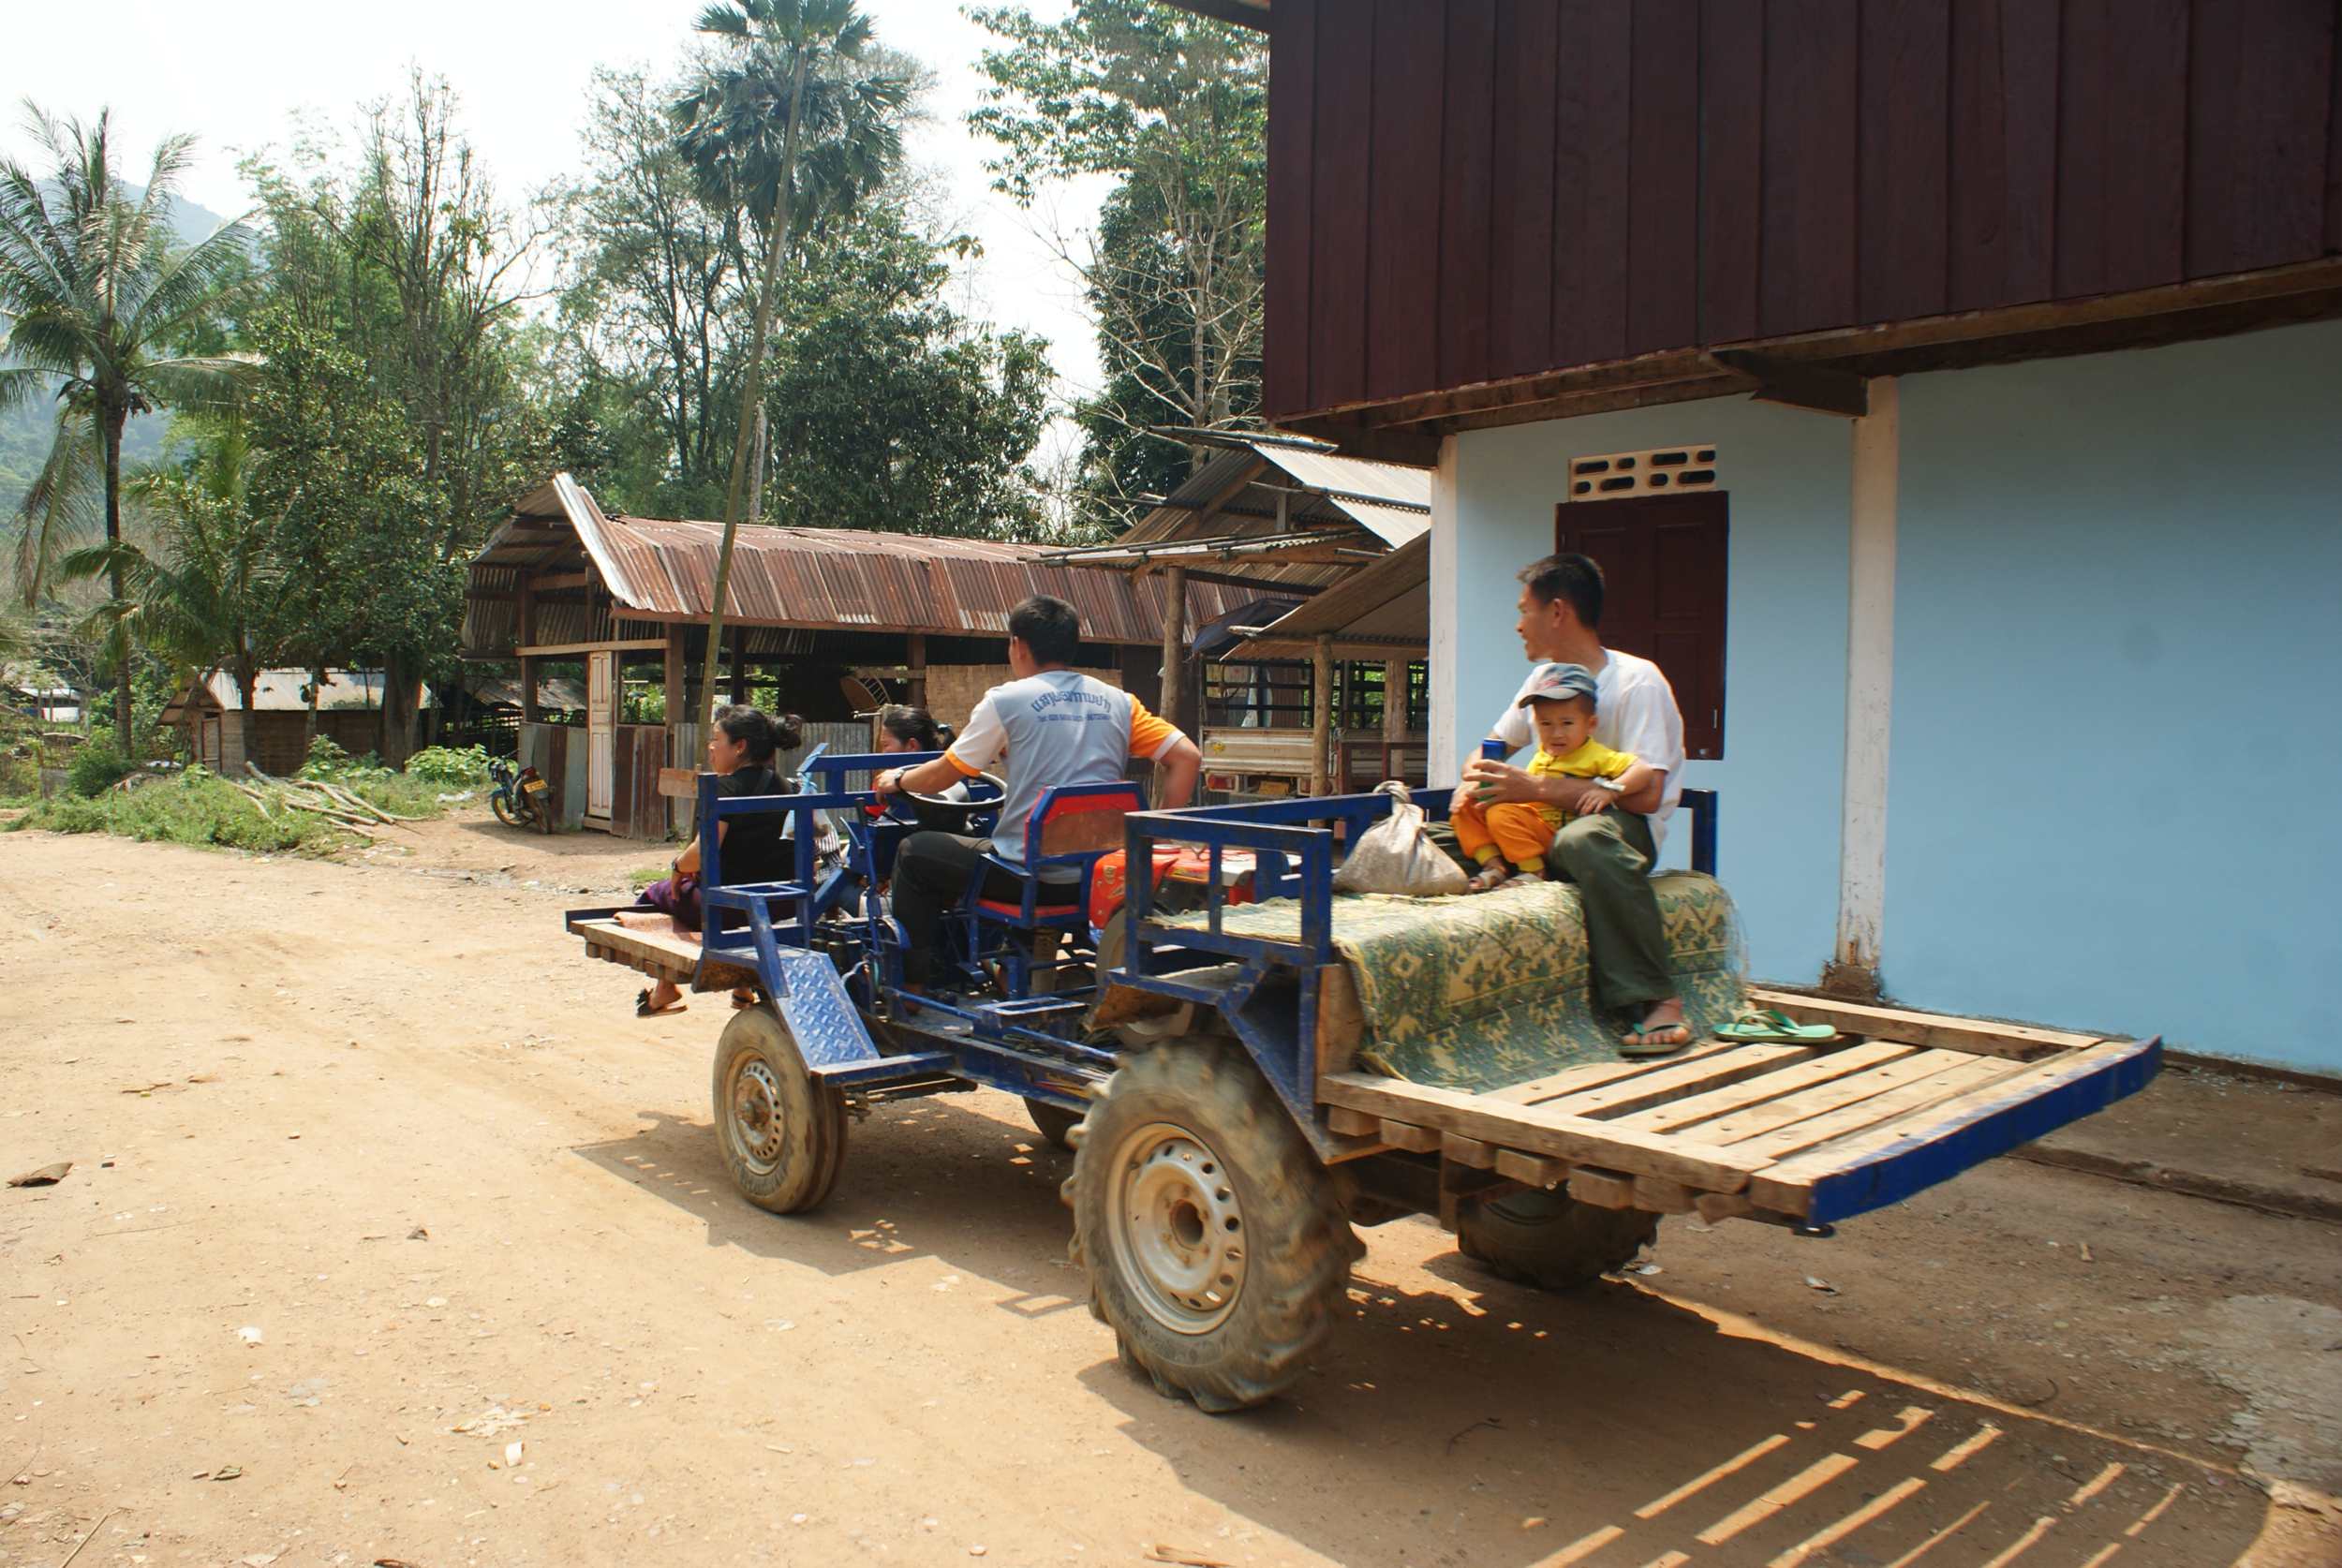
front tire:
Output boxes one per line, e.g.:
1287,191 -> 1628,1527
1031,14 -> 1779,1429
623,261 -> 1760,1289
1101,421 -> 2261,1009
1457,1189 -> 1658,1290
1066,1042 -> 1360,1413
491,791 -> 526,828
713,1004 -> 848,1213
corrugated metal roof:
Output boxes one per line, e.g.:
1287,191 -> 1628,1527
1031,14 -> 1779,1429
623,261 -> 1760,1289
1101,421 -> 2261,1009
1238,535 -> 1430,658
1057,437 -> 1430,591
161,669 -> 437,721
462,474 -> 1248,655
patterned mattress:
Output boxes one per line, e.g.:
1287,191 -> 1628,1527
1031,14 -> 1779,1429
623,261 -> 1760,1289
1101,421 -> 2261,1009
1162,873 -> 1745,1093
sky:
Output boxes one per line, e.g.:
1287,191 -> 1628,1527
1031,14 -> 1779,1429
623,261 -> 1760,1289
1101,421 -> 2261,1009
0,0 -> 1111,443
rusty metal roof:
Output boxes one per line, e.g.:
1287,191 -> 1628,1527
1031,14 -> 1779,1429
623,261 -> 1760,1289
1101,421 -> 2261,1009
1042,437 -> 1430,592
463,474 -> 1247,655
1237,534 -> 1429,659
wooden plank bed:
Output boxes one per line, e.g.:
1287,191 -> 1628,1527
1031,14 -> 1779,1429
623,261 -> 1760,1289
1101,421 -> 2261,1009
568,910 -> 757,992
1318,996 -> 2158,1225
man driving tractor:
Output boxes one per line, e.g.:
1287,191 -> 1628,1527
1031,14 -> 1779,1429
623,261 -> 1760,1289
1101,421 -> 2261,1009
872,594 -> 1202,991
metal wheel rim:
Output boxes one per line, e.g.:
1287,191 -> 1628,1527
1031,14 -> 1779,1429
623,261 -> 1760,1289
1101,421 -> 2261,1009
1104,1121 -> 1247,1335
728,1057 -> 788,1175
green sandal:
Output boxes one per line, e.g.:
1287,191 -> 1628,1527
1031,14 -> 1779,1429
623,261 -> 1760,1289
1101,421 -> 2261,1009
1714,1008 -> 1841,1043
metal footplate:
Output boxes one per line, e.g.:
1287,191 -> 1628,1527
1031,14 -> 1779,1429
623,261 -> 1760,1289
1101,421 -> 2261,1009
763,947 -> 884,1072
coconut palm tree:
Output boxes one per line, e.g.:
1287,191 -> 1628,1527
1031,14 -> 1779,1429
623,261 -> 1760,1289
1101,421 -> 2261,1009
0,104 -> 257,749
669,0 -> 909,710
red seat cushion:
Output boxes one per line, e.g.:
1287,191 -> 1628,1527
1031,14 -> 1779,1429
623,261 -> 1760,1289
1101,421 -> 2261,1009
976,895 -> 1080,920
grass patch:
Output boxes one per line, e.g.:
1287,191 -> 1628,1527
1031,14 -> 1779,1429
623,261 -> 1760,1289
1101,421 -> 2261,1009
628,864 -> 666,890
7,764 -> 467,854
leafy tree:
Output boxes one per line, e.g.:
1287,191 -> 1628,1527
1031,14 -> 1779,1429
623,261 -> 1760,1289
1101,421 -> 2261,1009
763,207 -> 1049,538
670,0 -> 910,710
0,106 -> 258,749
970,0 -> 1267,517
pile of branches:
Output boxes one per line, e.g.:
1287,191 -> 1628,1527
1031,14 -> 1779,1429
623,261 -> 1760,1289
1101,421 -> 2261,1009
231,762 -> 417,836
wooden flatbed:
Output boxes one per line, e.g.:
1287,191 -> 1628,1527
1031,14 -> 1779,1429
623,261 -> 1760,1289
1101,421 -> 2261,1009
569,909 -> 757,992
1318,988 -> 2158,1226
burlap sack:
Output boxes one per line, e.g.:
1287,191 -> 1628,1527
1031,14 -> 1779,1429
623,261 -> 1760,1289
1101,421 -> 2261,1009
1332,782 -> 1470,897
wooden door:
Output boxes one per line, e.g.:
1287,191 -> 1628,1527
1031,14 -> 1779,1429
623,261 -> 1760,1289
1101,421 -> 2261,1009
200,716 -> 221,770
586,651 -> 615,819
1555,491 -> 1728,759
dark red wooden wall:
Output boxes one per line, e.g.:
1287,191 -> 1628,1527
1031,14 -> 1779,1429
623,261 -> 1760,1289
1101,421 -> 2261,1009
1263,0 -> 2342,421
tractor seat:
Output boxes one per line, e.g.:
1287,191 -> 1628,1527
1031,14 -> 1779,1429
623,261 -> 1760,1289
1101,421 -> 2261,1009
975,889 -> 1082,919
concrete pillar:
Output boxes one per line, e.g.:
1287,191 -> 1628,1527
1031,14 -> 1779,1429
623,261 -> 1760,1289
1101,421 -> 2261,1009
1425,434 -> 1463,786
1831,377 -> 1898,998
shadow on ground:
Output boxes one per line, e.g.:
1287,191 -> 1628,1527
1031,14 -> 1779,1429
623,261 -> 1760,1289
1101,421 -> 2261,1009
574,1095 -> 2268,1568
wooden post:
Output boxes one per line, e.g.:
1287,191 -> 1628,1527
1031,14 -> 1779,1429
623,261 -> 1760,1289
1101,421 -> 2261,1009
1160,565 -> 1188,729
662,626 -> 685,742
1311,632 -> 1335,797
728,627 -> 747,704
1383,658 -> 1410,740
517,580 -> 540,723
907,633 -> 927,708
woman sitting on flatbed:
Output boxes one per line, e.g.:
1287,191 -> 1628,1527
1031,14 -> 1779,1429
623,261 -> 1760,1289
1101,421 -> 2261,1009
622,704 -> 798,1016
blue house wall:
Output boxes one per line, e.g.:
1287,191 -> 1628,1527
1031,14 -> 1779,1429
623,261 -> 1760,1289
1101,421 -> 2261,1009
1889,322 -> 2342,1072
1442,319 -> 2342,1072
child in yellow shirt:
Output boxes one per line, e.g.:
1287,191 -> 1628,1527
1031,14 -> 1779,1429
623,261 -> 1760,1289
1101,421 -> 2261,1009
1454,663 -> 1655,893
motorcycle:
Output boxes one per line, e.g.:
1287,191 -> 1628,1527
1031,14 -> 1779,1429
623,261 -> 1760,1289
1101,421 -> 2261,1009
488,757 -> 555,833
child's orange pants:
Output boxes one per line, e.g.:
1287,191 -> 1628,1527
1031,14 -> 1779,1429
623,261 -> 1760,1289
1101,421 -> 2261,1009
1451,796 -> 1562,871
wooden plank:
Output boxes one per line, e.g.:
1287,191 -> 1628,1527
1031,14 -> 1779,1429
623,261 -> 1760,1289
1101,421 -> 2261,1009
1551,0 -> 1633,369
1435,0 -> 1496,389
1743,987 -> 2104,1059
1313,963 -> 1364,1081
1757,0 -> 1860,336
1697,0 -> 1765,342
515,639 -> 668,658
1365,0 -> 1445,401
1624,0 -> 1700,356
1379,1118 -> 1443,1154
1733,1056 -> 2031,1163
2183,0 -> 2335,277
1857,0 -> 1950,323
1494,1149 -> 1570,1190
1534,1043 -> 1821,1119
2055,0 -> 2188,296
1487,0 -> 1559,378
1749,1040 -> 2161,1219
1687,1047 -> 1981,1145
1442,1132 -> 1497,1169
1263,0 -> 1317,418
1568,1167 -> 1637,1208
1487,1039 -> 1743,1105
1632,1175 -> 1696,1215
1319,1072 -> 1771,1191
1326,1104 -> 1380,1138
1307,13 -> 1374,409
1947,0 -> 2060,310
1606,1041 -> 1915,1134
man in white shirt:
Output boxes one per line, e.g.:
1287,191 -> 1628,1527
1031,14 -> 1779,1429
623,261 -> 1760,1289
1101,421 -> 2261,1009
873,595 -> 1200,989
1462,553 -> 1690,1056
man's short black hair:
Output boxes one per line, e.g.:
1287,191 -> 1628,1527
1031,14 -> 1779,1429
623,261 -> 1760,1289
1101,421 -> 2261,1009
1008,594 -> 1083,665
1519,552 -> 1605,629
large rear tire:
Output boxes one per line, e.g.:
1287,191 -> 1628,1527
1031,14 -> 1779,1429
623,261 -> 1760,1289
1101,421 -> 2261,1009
1066,1042 -> 1360,1413
1456,1189 -> 1658,1290
713,1004 -> 848,1213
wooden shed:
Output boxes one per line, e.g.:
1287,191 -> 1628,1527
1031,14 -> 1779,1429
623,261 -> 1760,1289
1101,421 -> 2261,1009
461,474 -> 1250,837
161,671 -> 437,777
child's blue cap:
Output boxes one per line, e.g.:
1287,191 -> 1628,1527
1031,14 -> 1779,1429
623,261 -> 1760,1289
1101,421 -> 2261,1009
1516,662 -> 1599,708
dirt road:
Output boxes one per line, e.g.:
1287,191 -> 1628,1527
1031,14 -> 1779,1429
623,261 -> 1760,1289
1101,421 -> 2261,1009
3,819 -> 2336,1567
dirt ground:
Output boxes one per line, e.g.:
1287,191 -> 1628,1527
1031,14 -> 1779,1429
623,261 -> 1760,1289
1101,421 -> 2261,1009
3,813 -> 2338,1568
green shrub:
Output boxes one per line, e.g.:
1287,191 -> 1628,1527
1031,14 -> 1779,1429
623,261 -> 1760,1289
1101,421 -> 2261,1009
299,734 -> 353,777
68,739 -> 135,797
13,771 -> 341,852
405,744 -> 492,785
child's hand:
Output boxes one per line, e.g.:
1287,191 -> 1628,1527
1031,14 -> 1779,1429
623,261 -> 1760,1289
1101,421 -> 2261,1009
1575,790 -> 1611,813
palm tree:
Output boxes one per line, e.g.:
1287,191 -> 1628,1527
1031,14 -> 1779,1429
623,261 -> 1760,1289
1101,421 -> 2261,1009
0,104 -> 256,750
67,414 -> 284,757
670,0 -> 908,711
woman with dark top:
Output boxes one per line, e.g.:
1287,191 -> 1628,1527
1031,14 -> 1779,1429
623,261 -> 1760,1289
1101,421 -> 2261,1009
623,704 -> 801,1016
877,703 -> 952,753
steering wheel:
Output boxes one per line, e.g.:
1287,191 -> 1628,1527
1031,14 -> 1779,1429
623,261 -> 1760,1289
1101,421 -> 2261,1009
901,771 -> 1006,818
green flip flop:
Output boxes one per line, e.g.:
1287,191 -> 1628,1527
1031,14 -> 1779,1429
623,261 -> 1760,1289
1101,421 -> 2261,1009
1714,1008 -> 1841,1043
